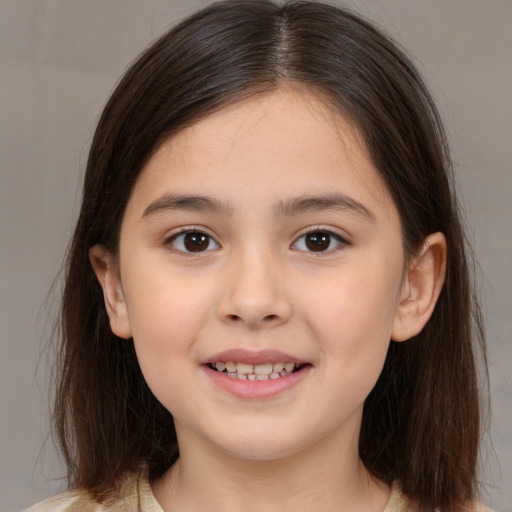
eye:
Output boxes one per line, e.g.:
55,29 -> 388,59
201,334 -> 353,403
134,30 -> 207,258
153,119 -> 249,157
292,230 -> 347,253
167,230 -> 220,253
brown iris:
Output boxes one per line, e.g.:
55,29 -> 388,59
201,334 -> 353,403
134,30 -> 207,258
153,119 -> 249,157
183,232 -> 210,252
305,232 -> 332,252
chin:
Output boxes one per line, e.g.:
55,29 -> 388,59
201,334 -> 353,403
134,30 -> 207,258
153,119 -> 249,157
210,425 -> 313,462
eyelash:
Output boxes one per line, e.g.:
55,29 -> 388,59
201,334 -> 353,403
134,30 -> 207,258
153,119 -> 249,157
165,227 -> 220,255
291,227 -> 349,254
164,226 -> 349,255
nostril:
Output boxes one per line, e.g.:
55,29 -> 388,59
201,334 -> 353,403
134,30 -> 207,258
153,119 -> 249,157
224,313 -> 279,324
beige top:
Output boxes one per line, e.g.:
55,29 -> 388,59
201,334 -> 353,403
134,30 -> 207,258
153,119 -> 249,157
23,471 -> 493,512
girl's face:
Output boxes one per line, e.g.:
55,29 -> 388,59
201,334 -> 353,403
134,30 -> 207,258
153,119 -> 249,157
101,89 -> 410,461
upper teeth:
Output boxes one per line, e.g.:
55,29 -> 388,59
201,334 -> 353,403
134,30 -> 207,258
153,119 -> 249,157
214,361 -> 297,375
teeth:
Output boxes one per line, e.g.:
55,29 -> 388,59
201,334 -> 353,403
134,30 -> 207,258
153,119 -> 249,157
212,361 -> 302,380
236,362 -> 253,374
225,361 -> 237,373
254,363 -> 273,375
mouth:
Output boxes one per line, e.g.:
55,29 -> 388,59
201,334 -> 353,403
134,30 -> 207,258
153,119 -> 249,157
201,349 -> 312,398
206,361 -> 305,381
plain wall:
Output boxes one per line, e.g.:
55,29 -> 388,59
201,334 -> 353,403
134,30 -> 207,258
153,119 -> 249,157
1,1 -> 510,511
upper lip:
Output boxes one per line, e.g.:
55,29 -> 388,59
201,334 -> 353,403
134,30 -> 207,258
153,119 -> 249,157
201,348 -> 309,366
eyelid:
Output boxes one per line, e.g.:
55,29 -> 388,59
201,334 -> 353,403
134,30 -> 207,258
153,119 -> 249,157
291,226 -> 350,254
164,226 -> 221,254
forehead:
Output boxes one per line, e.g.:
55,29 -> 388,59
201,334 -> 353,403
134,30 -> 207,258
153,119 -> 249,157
128,88 -> 395,219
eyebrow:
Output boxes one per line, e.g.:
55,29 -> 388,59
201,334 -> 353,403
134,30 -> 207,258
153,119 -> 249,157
273,193 -> 374,221
142,192 -> 373,221
142,194 -> 234,218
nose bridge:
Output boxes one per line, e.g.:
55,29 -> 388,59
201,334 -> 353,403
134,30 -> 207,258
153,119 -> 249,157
218,242 -> 291,327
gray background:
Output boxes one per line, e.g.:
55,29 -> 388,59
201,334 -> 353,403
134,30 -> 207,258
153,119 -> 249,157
1,1 -> 510,511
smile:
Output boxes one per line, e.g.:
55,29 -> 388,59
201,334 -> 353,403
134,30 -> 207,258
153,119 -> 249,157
207,361 -> 302,380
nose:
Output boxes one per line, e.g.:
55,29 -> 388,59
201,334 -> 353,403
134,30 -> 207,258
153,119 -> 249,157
217,248 -> 292,329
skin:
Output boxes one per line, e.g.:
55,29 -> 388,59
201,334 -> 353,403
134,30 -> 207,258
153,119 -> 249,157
91,88 -> 446,512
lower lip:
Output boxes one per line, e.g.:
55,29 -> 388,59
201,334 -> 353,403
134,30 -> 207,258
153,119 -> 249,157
202,365 -> 311,399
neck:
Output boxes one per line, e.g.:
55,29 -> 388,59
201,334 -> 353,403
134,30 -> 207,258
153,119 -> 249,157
152,421 -> 390,512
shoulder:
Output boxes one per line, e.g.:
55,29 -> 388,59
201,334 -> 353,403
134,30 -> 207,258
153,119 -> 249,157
472,503 -> 495,512
384,482 -> 496,512
22,489 -> 120,512
22,490 -> 96,512
384,482 -> 413,512
22,470 -> 157,512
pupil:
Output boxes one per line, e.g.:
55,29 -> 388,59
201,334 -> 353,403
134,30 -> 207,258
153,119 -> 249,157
305,232 -> 330,251
184,232 -> 209,252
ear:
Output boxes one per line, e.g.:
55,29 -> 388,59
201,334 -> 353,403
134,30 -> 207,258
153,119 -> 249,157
391,232 -> 447,342
89,245 -> 132,339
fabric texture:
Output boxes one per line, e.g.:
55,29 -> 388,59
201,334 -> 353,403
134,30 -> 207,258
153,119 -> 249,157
23,471 -> 493,512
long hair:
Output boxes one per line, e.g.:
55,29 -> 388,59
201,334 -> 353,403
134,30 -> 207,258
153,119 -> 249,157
54,2 -> 486,510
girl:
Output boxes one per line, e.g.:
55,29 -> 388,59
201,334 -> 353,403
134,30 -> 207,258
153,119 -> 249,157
26,1 -> 492,511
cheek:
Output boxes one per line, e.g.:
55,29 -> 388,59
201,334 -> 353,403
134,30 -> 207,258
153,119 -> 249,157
127,288 -> 208,417
309,278 -> 397,415
305,262 -> 401,378
312,267 -> 400,335
122,266 -> 215,382
124,254 -> 213,333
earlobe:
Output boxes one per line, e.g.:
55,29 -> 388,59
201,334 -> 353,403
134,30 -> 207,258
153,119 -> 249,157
391,232 -> 447,342
89,245 -> 133,339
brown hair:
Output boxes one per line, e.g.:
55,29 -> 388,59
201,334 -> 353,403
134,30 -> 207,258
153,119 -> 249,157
54,1 -> 486,510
